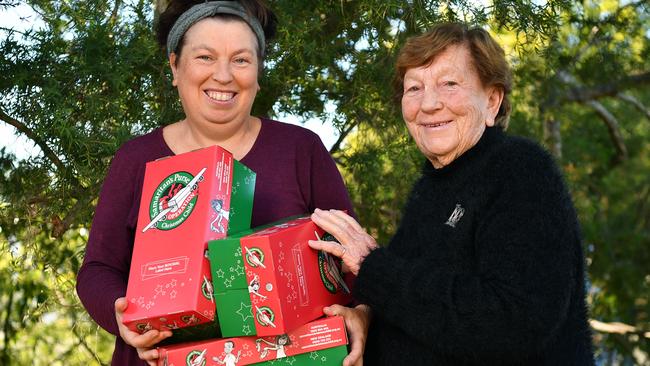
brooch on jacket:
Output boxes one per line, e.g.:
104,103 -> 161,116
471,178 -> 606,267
445,204 -> 465,228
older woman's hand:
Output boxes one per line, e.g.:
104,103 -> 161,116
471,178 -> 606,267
324,304 -> 371,366
309,208 -> 378,276
114,297 -> 172,366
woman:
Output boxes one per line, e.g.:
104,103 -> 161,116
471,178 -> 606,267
75,1 -> 354,365
310,22 -> 595,365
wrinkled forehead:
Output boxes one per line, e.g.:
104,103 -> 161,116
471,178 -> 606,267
405,44 -> 477,79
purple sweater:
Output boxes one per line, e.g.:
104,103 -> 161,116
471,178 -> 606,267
76,119 -> 354,366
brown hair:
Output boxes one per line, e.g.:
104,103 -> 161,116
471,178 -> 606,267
394,22 -> 512,128
156,0 -> 277,71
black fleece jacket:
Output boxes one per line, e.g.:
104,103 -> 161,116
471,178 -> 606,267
354,127 -> 594,365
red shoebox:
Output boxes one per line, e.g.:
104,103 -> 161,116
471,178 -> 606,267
123,145 -> 256,333
210,216 -> 352,337
157,315 -> 348,366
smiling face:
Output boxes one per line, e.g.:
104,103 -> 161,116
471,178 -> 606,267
224,341 -> 234,353
170,17 -> 259,128
401,44 -> 503,168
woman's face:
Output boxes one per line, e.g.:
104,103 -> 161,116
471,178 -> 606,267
170,18 -> 259,128
401,44 -> 503,168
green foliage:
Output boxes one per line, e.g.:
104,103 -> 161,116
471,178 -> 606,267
0,0 -> 649,364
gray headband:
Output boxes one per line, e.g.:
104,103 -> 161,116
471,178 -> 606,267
166,1 -> 266,59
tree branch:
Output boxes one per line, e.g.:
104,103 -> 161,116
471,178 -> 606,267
0,109 -> 66,172
617,93 -> 650,120
0,109 -> 88,232
562,72 -> 650,103
2,286 -> 15,365
586,100 -> 628,164
72,325 -> 108,366
543,118 -> 562,159
108,0 -> 122,27
329,121 -> 358,156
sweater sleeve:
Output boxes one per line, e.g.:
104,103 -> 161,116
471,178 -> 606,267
299,133 -> 356,218
76,147 -> 142,336
354,147 -> 580,361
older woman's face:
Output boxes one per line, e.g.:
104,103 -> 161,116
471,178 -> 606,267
401,44 -> 503,168
170,18 -> 259,127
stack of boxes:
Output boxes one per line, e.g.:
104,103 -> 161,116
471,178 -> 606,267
208,216 -> 352,338
123,146 -> 352,366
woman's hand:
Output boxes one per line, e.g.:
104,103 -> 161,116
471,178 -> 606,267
309,209 -> 378,276
324,304 -> 371,366
114,297 -> 172,366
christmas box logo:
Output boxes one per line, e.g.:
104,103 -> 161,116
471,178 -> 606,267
143,168 -> 206,232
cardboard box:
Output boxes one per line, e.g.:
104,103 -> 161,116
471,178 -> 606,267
157,316 -> 348,366
123,146 -> 256,333
208,217 -> 352,337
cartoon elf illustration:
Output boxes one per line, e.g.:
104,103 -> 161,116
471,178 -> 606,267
256,334 -> 290,359
247,274 -> 267,300
210,199 -> 230,233
212,341 -> 241,366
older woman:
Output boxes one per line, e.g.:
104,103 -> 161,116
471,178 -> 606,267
76,1 -> 354,365
310,23 -> 595,365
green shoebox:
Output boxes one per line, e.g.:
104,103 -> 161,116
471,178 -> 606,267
208,217 -> 304,337
214,289 -> 256,336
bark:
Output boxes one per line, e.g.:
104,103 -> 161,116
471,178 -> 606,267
586,100 -> 628,164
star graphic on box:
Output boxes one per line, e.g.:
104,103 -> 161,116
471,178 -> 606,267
242,324 -> 252,334
216,269 -> 225,278
309,352 -> 319,360
284,357 -> 296,365
224,278 -> 232,288
235,265 -> 245,276
170,290 -> 177,299
236,302 -> 253,321
170,279 -> 177,287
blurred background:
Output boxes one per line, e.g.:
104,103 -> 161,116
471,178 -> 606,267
0,0 -> 648,364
